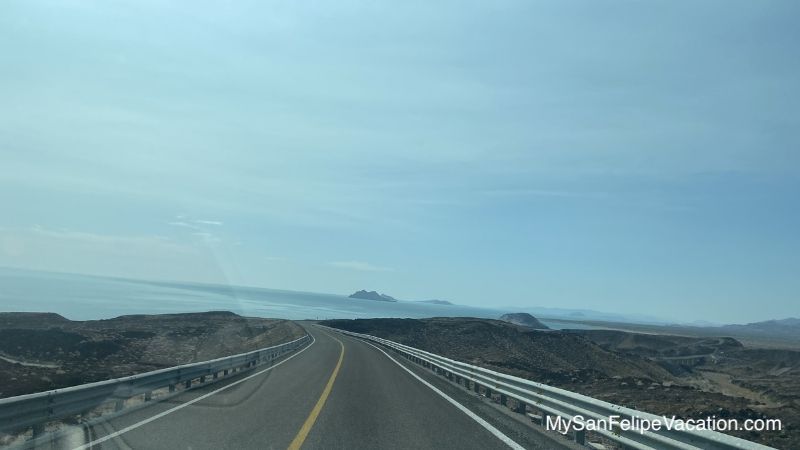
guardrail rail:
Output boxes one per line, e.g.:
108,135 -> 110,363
0,334 -> 311,442
325,326 -> 774,450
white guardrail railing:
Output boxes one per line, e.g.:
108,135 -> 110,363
0,334 -> 311,441
325,326 -> 774,450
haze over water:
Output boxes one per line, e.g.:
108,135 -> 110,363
0,267 -> 512,323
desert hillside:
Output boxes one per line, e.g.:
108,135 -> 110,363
0,311 -> 304,398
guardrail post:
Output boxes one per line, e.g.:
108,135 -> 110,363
500,393 -> 507,406
200,376 -> 206,383
213,372 -> 219,380
223,369 -> 228,376
515,400 -> 526,414
185,380 -> 191,389
144,391 -> 152,402
169,384 -> 176,393
484,387 -> 492,398
473,382 -> 480,393
574,429 -> 586,445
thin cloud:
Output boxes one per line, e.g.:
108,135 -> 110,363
167,217 -> 223,229
168,217 -> 225,244
192,232 -> 221,243
27,225 -> 185,251
480,188 -> 609,199
328,260 -> 394,272
167,221 -> 196,229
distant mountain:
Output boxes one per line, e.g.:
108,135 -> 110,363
499,312 -> 549,330
348,290 -> 397,302
720,318 -> 800,339
684,319 -> 722,327
417,299 -> 453,305
509,306 -> 669,325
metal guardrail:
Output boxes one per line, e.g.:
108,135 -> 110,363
326,327 -> 774,450
0,334 -> 311,437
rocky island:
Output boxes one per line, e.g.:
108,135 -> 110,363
347,290 -> 397,302
417,299 -> 453,305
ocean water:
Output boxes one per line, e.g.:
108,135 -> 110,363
0,267 -> 513,322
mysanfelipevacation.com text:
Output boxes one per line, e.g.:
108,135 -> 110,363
546,414 -> 782,435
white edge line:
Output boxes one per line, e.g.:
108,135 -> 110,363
73,334 -> 316,450
359,339 -> 526,450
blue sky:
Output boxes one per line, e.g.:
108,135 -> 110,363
1,1 -> 798,323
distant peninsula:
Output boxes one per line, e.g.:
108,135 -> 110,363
499,312 -> 549,330
417,299 -> 453,305
348,290 -> 398,302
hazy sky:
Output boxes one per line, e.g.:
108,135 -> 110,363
1,1 -> 798,323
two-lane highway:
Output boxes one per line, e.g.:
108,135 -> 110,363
49,325 -> 571,450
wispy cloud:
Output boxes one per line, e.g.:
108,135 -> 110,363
167,216 -> 226,245
29,225 -> 180,249
0,226 -> 229,283
328,260 -> 394,272
167,217 -> 224,229
167,221 -> 197,229
480,188 -> 609,199
192,232 -> 221,243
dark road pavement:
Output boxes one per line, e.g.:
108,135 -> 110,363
45,325 -> 573,450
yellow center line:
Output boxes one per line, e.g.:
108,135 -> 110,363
287,332 -> 345,450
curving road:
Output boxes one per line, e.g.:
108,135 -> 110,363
44,324 -> 576,450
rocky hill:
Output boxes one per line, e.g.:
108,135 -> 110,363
322,317 -> 669,384
566,329 -> 743,358
499,312 -> 549,330
0,311 -> 304,398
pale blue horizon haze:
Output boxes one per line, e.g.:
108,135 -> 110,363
1,1 -> 798,324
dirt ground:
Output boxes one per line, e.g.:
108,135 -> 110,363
0,311 -> 305,398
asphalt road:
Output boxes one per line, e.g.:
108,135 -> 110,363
42,325 -> 575,450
